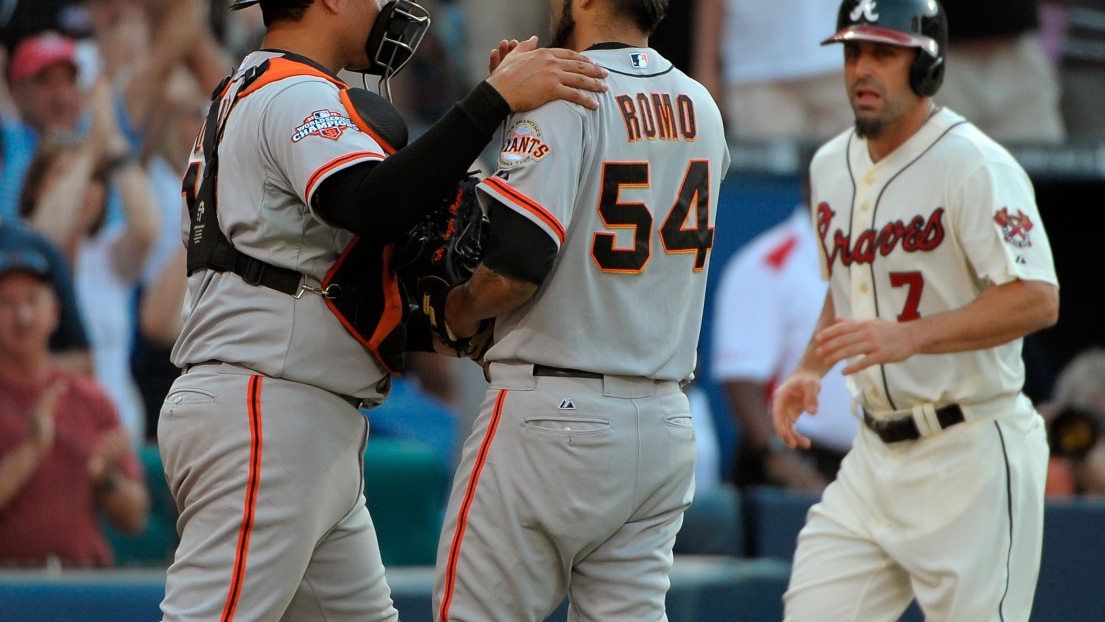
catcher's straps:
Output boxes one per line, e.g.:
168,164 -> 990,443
232,256 -> 335,299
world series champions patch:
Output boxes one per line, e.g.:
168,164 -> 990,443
292,110 -> 359,142
994,207 -> 1034,248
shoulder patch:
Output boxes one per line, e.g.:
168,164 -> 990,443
499,120 -> 551,168
291,110 -> 359,143
993,207 -> 1034,248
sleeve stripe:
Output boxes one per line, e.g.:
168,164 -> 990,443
305,150 -> 385,202
482,177 -> 566,244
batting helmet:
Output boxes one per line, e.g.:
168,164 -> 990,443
822,0 -> 948,97
229,0 -> 261,9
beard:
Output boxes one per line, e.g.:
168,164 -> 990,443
854,116 -> 885,140
549,0 -> 575,48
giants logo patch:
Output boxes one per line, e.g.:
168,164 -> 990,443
993,207 -> 1033,248
499,120 -> 551,167
292,110 -> 358,142
817,202 -> 946,273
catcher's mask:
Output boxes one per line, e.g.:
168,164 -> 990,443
229,0 -> 430,101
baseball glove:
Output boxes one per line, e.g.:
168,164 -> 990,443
393,174 -> 491,356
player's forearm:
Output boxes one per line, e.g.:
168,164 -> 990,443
907,279 -> 1059,355
794,291 -> 838,377
97,474 -> 150,536
316,83 -> 510,244
445,265 -> 536,339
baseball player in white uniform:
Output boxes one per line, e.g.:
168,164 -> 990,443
772,1 -> 1059,620
157,0 -> 607,620
713,206 -> 856,490
428,1 -> 729,620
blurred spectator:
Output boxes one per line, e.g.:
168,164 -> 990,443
0,246 -> 148,567
0,213 -> 90,373
0,31 -> 83,220
937,0 -> 1066,143
694,0 -> 853,140
1044,348 -> 1105,495
1058,0 -> 1105,140
712,206 -> 856,492
18,80 -> 160,442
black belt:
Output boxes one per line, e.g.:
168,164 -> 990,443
863,404 -> 965,443
532,364 -> 604,380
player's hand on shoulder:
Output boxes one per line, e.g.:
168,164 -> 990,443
771,372 -> 820,450
815,317 -> 921,375
486,36 -> 608,112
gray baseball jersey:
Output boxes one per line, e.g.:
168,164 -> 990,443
160,51 -> 400,621
477,46 -> 731,381
434,47 -> 728,622
172,50 -> 392,402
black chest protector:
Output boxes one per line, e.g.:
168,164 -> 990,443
184,53 -> 412,374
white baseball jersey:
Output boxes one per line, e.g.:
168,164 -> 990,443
477,46 -> 731,381
712,208 -> 856,452
809,107 -> 1058,413
172,51 -> 392,400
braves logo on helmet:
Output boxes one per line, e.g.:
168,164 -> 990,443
850,0 -> 880,22
994,207 -> 1034,248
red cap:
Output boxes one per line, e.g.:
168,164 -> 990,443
8,32 -> 78,85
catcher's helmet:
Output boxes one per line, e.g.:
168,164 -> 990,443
822,0 -> 948,97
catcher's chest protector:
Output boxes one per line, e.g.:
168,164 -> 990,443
184,55 -> 409,374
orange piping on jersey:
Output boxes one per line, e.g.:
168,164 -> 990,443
305,151 -> 385,203
236,58 -> 346,99
339,89 -> 398,155
482,177 -> 566,244
221,375 -> 265,622
440,389 -> 508,622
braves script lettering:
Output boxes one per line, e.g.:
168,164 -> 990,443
817,202 -> 945,273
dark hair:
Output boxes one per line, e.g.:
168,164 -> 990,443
19,136 -> 110,237
260,0 -> 315,27
614,0 -> 668,35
